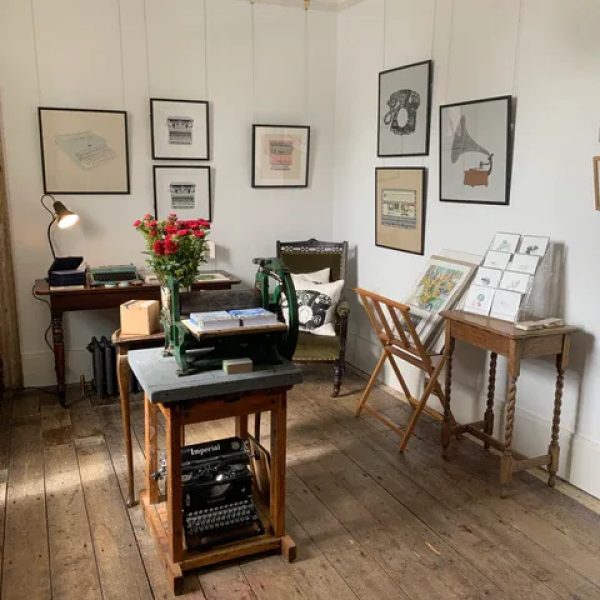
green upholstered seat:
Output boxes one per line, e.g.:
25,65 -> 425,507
293,332 -> 341,362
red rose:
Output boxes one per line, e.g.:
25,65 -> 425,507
143,213 -> 152,220
194,230 -> 206,238
133,219 -> 141,227
176,229 -> 190,236
165,224 -> 178,234
152,240 -> 165,255
148,220 -> 158,227
164,238 -> 179,255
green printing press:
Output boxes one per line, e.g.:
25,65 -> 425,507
162,257 -> 299,375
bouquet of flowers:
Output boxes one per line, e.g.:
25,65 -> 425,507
134,213 -> 211,287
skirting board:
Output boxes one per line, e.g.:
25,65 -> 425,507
22,348 -> 92,388
346,330 -> 600,500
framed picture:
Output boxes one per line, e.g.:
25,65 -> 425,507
150,98 -> 209,160
483,250 -> 511,270
518,235 -> 549,257
252,125 -> 310,188
490,231 -> 520,254
153,165 -> 211,221
464,285 -> 495,316
508,253 -> 539,275
38,107 -> 130,194
375,167 -> 426,255
473,267 -> 502,288
594,156 -> 600,211
440,95 -> 512,205
490,289 -> 522,322
378,60 -> 432,157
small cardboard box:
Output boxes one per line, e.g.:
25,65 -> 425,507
120,300 -> 160,335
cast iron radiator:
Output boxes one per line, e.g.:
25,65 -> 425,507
86,336 -> 141,402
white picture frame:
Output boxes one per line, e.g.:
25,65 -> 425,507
508,253 -> 539,275
483,250 -> 511,270
150,98 -> 209,160
464,285 -> 495,316
499,271 -> 531,294
473,267 -> 502,288
517,235 -> 549,257
490,289 -> 522,322
490,232 -> 520,254
153,165 -> 211,221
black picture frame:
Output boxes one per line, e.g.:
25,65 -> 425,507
375,166 -> 427,255
150,98 -> 210,161
252,124 -> 310,188
439,94 -> 512,206
38,106 -> 130,195
153,165 -> 212,222
377,59 -> 433,157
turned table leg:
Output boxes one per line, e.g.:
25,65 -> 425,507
548,336 -> 570,487
441,336 -> 455,457
117,348 -> 135,507
51,309 -> 67,406
484,352 -> 498,449
500,373 -> 519,498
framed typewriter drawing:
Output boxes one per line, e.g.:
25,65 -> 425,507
378,60 -> 432,157
440,95 -> 512,205
153,165 -> 211,222
38,107 -> 130,194
150,98 -> 210,160
375,167 -> 427,255
252,124 -> 310,188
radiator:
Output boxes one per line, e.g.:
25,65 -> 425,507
86,336 -> 141,402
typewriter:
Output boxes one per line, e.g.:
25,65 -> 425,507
155,437 -> 263,549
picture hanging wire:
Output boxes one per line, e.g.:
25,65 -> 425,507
116,0 -> 126,108
381,0 -> 387,69
29,0 -> 42,104
304,0 -> 309,121
444,0 -> 455,103
511,0 -> 523,96
203,0 -> 210,98
250,0 -> 257,123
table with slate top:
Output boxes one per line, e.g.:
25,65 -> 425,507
128,348 -> 303,594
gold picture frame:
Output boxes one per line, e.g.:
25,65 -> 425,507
594,156 -> 600,211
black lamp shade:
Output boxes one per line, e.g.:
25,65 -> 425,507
53,200 -> 79,229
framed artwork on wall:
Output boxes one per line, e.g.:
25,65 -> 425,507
439,95 -> 512,205
150,98 -> 209,160
38,107 -> 130,194
375,167 -> 427,255
153,165 -> 211,222
594,156 -> 600,211
252,124 -> 310,188
377,60 -> 432,157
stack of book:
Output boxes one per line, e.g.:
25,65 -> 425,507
188,308 -> 279,332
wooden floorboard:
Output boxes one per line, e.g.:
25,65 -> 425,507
1,365 -> 600,599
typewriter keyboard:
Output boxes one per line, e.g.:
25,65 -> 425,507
185,499 -> 261,535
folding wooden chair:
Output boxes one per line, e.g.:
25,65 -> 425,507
354,287 -> 456,451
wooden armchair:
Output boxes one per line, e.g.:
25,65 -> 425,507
277,238 -> 349,396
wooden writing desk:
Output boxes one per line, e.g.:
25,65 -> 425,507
33,271 -> 240,405
440,310 -> 576,497
128,348 -> 302,594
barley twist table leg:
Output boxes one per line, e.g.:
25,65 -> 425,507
484,352 -> 497,449
441,338 -> 455,457
548,361 -> 564,488
501,375 -> 518,498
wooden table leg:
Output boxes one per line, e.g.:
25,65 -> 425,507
144,394 -> 159,504
441,333 -> 455,457
235,414 -> 249,439
501,346 -> 520,498
51,308 -> 67,406
548,336 -> 570,487
166,406 -> 184,565
484,352 -> 498,449
270,392 -> 295,561
117,347 -> 135,507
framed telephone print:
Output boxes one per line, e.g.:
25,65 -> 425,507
38,107 -> 130,194
252,124 -> 310,188
375,167 -> 427,255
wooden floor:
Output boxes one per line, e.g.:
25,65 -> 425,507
1,365 -> 600,600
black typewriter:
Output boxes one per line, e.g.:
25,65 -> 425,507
155,437 -> 263,549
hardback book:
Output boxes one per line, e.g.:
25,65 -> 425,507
228,308 -> 279,327
189,310 -> 238,331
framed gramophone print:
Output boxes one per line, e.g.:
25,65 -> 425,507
440,95 -> 512,205
375,167 -> 427,255
378,60 -> 432,157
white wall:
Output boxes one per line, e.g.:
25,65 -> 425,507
333,0 -> 600,497
0,0 -> 337,386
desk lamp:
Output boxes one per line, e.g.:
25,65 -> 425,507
40,194 -> 80,258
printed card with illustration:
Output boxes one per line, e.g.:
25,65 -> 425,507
483,250 -> 511,270
490,289 -> 522,321
489,232 -> 520,254
473,267 -> 502,288
463,285 -> 495,316
518,235 -> 549,257
508,253 -> 539,275
499,271 -> 531,294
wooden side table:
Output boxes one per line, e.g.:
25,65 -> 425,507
440,310 -> 576,498
128,348 -> 303,594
